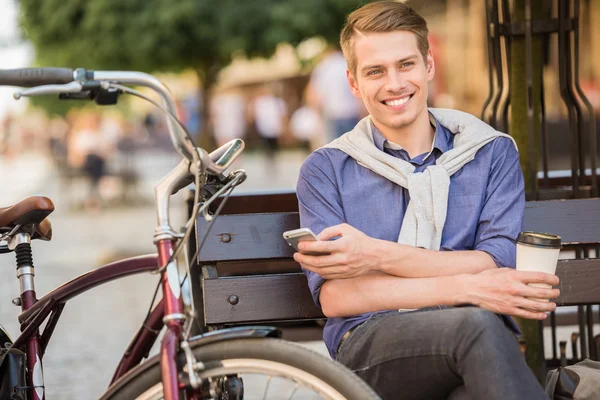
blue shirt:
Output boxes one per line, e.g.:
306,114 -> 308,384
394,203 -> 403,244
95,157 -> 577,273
297,114 -> 525,359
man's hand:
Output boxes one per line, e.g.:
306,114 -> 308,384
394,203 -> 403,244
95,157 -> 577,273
293,223 -> 382,279
457,268 -> 560,320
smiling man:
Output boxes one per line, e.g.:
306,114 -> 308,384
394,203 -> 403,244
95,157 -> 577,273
295,2 -> 557,400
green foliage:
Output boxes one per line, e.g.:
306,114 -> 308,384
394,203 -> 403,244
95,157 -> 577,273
18,0 -> 366,72
17,0 -> 366,114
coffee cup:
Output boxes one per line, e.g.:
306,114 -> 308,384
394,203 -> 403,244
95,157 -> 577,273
516,231 -> 562,301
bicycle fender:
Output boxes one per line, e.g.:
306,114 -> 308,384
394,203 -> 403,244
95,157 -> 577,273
188,326 -> 281,347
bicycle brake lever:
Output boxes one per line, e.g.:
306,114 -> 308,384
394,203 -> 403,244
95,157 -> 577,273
13,81 -> 83,99
59,91 -> 95,101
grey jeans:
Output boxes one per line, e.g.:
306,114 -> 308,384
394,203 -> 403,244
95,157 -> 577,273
336,307 -> 549,400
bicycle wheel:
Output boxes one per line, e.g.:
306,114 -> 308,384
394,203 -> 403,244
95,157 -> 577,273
102,338 -> 380,400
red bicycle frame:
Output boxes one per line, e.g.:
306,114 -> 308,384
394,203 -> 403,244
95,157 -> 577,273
13,251 -> 190,400
156,239 -> 185,399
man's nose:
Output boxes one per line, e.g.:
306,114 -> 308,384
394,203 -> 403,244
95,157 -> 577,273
384,71 -> 407,93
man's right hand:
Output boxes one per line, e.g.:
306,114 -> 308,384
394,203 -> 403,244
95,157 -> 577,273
455,268 -> 560,320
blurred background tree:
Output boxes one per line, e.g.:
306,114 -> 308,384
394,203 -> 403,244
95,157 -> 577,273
17,0 -> 364,122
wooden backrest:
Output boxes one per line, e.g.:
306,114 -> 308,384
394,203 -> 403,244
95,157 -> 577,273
195,191 -> 600,325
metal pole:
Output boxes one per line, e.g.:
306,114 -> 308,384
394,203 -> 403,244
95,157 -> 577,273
500,0 -> 512,132
525,0 -> 537,198
572,0 -> 598,197
558,0 -> 581,198
482,0 -> 496,123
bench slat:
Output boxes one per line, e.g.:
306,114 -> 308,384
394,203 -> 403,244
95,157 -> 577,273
203,273 -> 324,325
525,198 -> 600,246
197,212 -> 299,262
556,258 -> 600,305
212,190 -> 299,215
201,259 -> 600,325
216,260 -> 300,277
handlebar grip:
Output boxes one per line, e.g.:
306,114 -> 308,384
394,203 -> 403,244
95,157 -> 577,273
0,68 -> 74,87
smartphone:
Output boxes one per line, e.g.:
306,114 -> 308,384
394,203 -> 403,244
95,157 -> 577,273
283,228 -> 329,256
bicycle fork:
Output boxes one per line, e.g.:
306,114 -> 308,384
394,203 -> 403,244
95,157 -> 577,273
11,233 -> 44,400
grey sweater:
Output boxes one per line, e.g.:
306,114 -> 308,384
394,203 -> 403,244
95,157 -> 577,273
324,108 -> 517,251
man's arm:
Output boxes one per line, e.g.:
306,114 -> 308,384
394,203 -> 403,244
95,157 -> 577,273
319,271 -> 460,316
379,242 -> 497,276
319,268 -> 559,320
296,224 -> 496,279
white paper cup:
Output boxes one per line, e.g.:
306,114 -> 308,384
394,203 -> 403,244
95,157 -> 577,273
516,231 -> 561,301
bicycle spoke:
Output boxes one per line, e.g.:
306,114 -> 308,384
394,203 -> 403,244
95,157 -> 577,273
262,376 -> 272,400
287,383 -> 299,400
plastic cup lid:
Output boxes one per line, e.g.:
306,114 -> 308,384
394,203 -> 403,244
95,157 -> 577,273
517,231 -> 562,248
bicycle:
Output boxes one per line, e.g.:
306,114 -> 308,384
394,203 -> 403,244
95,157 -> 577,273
0,68 -> 380,400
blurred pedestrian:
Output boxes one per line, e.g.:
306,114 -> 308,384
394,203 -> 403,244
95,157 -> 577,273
68,111 -> 111,211
210,89 -> 247,147
181,93 -> 203,143
289,104 -> 322,153
47,117 -> 70,171
251,85 -> 287,163
307,47 -> 363,142
0,114 -> 18,159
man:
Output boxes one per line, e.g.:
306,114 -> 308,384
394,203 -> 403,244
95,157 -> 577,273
295,2 -> 558,399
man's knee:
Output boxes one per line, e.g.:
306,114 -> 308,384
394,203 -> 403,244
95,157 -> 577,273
451,307 -> 504,334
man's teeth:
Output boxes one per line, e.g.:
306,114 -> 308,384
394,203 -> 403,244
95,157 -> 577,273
385,97 -> 410,107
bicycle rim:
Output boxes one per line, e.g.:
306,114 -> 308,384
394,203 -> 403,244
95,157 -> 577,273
103,338 -> 379,400
137,357 -> 349,399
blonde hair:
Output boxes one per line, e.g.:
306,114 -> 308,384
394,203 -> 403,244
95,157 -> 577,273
340,1 -> 429,76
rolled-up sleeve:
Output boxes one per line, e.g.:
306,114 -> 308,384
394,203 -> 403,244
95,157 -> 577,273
474,137 -> 525,269
297,151 -> 345,307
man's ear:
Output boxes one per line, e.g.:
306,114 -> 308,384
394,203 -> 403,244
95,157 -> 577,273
346,69 -> 362,99
426,50 -> 435,81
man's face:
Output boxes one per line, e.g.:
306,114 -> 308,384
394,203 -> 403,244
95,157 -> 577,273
347,30 -> 434,132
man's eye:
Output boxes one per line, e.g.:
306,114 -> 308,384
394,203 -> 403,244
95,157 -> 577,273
401,62 -> 415,68
367,69 -> 382,76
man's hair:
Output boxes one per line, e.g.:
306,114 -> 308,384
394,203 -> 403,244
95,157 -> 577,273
340,1 -> 429,76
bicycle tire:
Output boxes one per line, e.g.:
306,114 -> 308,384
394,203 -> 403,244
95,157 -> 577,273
102,338 -> 380,400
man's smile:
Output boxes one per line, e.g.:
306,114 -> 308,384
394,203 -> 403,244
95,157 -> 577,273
381,94 -> 414,110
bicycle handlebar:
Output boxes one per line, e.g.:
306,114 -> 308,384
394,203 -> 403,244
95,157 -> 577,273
0,68 -> 74,87
0,67 -> 246,233
0,68 -> 246,174
0,68 -> 199,162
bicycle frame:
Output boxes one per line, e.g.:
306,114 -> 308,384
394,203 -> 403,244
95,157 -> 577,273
12,255 -> 163,396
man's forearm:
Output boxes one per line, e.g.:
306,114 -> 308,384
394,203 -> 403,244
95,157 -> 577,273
374,240 -> 497,278
319,272 -> 466,317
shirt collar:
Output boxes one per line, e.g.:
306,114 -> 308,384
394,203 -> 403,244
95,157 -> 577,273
370,112 -> 452,155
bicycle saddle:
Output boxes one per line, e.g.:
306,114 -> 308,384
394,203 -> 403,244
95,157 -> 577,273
34,218 -> 53,241
0,196 -> 54,232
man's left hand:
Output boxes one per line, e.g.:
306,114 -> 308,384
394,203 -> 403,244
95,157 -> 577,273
294,223 -> 382,279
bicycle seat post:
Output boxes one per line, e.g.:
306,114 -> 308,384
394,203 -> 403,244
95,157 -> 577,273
10,232 -> 45,400
10,233 -> 37,310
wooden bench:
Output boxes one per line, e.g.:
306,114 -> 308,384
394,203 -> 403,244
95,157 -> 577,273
190,190 -> 600,360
